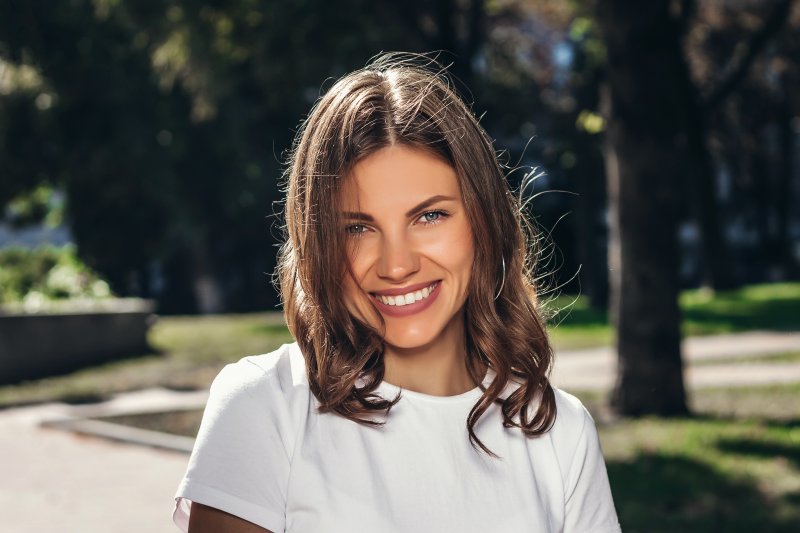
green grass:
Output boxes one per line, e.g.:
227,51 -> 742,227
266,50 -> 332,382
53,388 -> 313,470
545,282 -> 800,349
540,384 -> 800,532
690,382 -> 800,420
597,410 -> 800,532
571,383 -> 800,427
543,292 -> 613,349
681,283 -> 800,334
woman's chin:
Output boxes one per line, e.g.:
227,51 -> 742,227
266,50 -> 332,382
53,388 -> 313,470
382,331 -> 437,352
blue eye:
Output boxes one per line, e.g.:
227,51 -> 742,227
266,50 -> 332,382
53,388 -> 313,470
419,210 -> 447,224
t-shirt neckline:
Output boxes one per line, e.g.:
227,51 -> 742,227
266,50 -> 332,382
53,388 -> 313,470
377,369 -> 495,404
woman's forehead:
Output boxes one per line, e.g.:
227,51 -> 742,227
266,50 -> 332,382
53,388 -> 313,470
338,146 -> 461,211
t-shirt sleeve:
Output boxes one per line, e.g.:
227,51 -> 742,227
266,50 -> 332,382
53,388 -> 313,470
563,406 -> 622,533
173,356 -> 298,532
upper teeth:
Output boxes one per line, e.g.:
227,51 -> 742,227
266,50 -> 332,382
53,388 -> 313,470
376,282 -> 437,306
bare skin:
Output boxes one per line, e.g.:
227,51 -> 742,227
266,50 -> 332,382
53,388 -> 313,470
188,502 -> 272,533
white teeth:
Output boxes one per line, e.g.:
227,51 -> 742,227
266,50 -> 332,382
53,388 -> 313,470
376,282 -> 438,307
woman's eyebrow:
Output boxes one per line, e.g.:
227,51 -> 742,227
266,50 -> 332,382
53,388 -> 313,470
340,195 -> 457,222
404,195 -> 456,217
340,211 -> 374,222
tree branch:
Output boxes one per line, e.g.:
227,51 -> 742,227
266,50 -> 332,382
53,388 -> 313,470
704,0 -> 794,110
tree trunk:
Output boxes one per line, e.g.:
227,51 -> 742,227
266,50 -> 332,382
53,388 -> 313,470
596,0 -> 689,416
679,61 -> 737,291
775,72 -> 799,278
574,132 -> 609,310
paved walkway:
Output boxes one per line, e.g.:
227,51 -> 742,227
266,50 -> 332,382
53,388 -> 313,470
2,330 -> 799,532
551,330 -> 800,390
0,401 -> 189,533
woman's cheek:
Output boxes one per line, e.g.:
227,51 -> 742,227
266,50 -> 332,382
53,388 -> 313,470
344,244 -> 382,325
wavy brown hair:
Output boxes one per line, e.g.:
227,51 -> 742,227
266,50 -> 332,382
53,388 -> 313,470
278,53 -> 556,455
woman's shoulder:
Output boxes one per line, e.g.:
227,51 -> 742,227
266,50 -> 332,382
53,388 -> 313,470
209,342 -> 310,404
548,387 -> 595,444
552,387 -> 591,419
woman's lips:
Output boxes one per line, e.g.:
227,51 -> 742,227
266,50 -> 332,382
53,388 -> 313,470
370,281 -> 441,317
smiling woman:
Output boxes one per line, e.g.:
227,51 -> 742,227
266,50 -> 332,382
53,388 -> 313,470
340,146 -> 476,388
172,53 -> 621,533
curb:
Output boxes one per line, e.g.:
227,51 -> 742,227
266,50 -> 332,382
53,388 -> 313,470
41,415 -> 195,454
34,387 -> 207,454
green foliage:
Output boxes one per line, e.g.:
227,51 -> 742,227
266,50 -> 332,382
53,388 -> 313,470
0,0 -> 617,312
3,184 -> 64,227
569,14 -> 606,65
0,0 -> 440,310
0,244 -> 112,305
575,109 -> 605,134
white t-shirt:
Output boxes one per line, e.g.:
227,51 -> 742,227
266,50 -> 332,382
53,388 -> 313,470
173,343 -> 621,532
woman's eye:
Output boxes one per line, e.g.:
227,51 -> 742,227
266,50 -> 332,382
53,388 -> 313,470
419,210 -> 446,224
345,224 -> 367,235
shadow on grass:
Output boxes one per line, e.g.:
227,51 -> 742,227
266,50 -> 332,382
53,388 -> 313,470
608,453 -> 800,533
606,413 -> 800,532
681,297 -> 800,332
716,437 -> 800,470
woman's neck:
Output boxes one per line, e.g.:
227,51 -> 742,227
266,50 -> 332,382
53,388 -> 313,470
381,316 -> 482,396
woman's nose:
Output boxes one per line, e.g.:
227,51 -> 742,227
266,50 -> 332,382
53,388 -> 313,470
377,233 -> 420,281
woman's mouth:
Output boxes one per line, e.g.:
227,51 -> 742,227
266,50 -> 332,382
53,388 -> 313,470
373,281 -> 439,306
370,281 -> 441,317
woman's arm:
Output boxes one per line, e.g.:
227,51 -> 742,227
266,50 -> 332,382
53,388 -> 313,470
188,502 -> 274,533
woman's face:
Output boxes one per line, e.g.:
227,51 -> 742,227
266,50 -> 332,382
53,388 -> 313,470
339,145 -> 474,351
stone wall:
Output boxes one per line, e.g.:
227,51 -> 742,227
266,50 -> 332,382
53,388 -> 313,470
0,300 -> 156,385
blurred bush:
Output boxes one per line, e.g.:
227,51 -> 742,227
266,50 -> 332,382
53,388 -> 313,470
0,244 -> 112,306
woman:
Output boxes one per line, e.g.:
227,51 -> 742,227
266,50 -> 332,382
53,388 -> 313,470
173,53 -> 621,533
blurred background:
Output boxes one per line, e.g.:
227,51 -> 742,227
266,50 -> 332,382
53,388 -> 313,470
2,0 -> 797,315
1,1 -> 799,532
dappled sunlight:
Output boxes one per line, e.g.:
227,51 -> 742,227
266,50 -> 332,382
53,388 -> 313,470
599,416 -> 800,532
